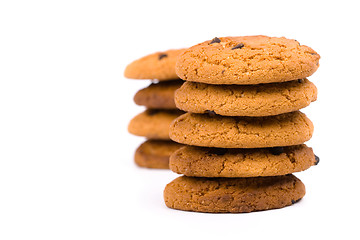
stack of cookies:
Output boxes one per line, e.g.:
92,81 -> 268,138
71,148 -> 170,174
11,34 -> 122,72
125,49 -> 185,169
164,36 -> 320,213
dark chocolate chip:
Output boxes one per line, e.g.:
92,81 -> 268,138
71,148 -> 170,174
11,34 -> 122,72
209,37 -> 221,44
158,53 -> 168,60
269,147 -> 284,155
147,109 -> 160,116
314,154 -> 320,165
207,148 -> 228,156
310,52 -> 318,55
231,43 -> 244,50
291,199 -> 301,204
205,110 -> 217,117
298,79 -> 304,83
295,40 -> 300,45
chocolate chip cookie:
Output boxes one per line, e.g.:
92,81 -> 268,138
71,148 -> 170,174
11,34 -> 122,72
164,174 -> 305,213
175,79 -> 317,116
176,36 -> 319,85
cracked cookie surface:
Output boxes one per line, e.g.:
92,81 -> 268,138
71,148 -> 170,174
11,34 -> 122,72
125,48 -> 185,81
169,111 -> 313,148
128,109 -> 184,140
135,140 -> 183,169
164,174 -> 305,213
175,79 -> 317,116
176,36 -> 320,85
134,80 -> 183,109
170,144 -> 317,177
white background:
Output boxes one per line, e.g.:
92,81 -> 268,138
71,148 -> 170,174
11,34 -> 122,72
1,0 -> 359,239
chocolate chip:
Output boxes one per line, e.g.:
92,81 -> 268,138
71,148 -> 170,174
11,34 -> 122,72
298,79 -> 304,83
231,43 -> 244,50
209,37 -> 221,44
205,110 -> 217,117
295,40 -> 300,45
158,53 -> 168,60
147,109 -> 160,116
310,52 -> 318,55
314,154 -> 320,165
269,147 -> 284,155
291,199 -> 301,204
207,148 -> 228,156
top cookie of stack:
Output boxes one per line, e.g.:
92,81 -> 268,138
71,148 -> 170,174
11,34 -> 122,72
125,49 -> 185,81
176,35 -> 319,85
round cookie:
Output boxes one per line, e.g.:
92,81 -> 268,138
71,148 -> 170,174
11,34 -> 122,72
175,79 -> 317,116
135,140 -> 184,169
128,109 -> 184,140
164,174 -> 305,213
134,80 -> 183,109
176,36 -> 320,85
125,48 -> 185,81
169,111 -> 313,148
170,144 -> 319,177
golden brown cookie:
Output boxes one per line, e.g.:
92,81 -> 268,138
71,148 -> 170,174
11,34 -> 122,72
170,144 -> 319,177
134,80 -> 183,109
125,49 -> 185,81
175,79 -> 317,116
164,175 -> 305,213
128,109 -> 184,140
135,140 -> 184,169
169,111 -> 313,148
176,36 -> 320,85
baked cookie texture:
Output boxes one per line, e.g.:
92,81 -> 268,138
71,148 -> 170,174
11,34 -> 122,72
176,36 -> 320,85
175,79 -> 317,116
128,109 -> 184,140
134,80 -> 183,109
135,140 -> 183,169
125,49 -> 185,81
170,144 -> 318,177
164,174 -> 305,213
169,111 -> 313,148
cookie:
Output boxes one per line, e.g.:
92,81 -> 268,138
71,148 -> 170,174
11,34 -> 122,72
134,80 -> 183,109
170,144 -> 318,177
128,109 -> 184,140
164,174 -> 305,213
169,111 -> 313,148
176,36 -> 320,85
124,49 -> 185,81
175,79 -> 317,116
135,140 -> 184,169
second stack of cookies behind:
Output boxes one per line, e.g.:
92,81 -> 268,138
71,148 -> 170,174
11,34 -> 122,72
125,49 -> 185,169
164,36 -> 320,213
